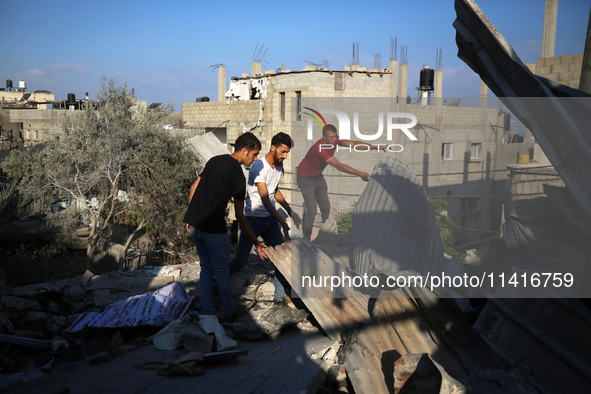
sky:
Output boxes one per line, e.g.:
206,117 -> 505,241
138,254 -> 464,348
1,0 -> 589,111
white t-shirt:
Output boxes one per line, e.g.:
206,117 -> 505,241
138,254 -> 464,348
245,158 -> 283,217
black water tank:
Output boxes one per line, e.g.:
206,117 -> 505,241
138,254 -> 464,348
419,67 -> 434,90
67,93 -> 76,103
6,80 -> 12,89
201,96 -> 209,102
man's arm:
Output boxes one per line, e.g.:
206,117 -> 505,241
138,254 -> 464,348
276,188 -> 301,230
257,182 -> 291,240
188,177 -> 200,203
185,177 -> 201,232
325,156 -> 371,181
234,198 -> 268,259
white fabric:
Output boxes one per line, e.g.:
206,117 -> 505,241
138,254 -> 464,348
245,158 -> 282,217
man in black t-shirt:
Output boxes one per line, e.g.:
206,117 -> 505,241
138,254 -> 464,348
184,132 -> 266,320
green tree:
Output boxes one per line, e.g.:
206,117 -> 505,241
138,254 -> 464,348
3,78 -> 197,270
431,199 -> 466,262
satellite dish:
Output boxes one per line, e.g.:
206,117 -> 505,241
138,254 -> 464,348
445,98 -> 461,107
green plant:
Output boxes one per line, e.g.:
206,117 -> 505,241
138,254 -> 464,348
336,204 -> 355,235
431,199 -> 466,262
2,77 -> 197,270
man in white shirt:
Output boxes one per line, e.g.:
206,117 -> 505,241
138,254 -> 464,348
230,132 -> 301,303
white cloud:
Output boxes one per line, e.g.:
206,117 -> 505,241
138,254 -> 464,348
51,63 -> 92,74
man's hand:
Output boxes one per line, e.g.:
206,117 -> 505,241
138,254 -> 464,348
254,240 -> 268,259
360,172 -> 371,181
291,211 -> 302,229
281,221 -> 291,241
186,223 -> 191,233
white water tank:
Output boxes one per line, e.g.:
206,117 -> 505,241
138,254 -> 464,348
18,81 -> 26,90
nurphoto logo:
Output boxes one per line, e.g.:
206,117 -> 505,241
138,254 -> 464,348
303,107 -> 418,142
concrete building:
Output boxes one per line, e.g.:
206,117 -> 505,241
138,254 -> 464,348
182,62 -> 537,246
1,79 -> 54,110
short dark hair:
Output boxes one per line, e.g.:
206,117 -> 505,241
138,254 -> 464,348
234,132 -> 261,152
271,132 -> 294,148
322,124 -> 338,135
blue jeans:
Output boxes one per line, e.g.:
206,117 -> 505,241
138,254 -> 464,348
229,216 -> 287,301
190,226 -> 233,316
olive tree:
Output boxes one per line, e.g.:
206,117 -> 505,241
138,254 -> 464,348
3,78 -> 197,270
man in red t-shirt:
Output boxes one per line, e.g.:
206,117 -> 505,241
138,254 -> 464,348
297,124 -> 382,240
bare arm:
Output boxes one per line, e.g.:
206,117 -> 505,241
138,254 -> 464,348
188,177 -> 201,203
276,188 -> 301,230
257,182 -> 290,240
325,156 -> 370,181
234,198 -> 268,259
185,177 -> 201,232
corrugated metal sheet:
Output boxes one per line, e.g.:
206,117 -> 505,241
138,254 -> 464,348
351,157 -> 444,277
266,240 -> 508,393
453,0 -> 591,222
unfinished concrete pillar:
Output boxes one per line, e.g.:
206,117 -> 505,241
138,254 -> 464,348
434,69 -> 443,98
479,80 -> 488,108
252,61 -> 262,76
434,68 -> 443,122
398,63 -> 408,110
541,0 -> 558,58
389,59 -> 399,97
218,66 -> 226,102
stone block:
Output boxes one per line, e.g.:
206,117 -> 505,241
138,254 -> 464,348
1,295 -> 42,311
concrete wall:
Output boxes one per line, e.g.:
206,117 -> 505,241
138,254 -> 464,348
181,68 -> 536,245
507,164 -> 564,202
533,54 -> 584,88
0,91 -> 54,110
6,109 -> 62,143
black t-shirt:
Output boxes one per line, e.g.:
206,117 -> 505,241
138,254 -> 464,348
183,154 -> 246,234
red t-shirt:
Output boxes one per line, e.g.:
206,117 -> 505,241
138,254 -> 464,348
297,138 -> 342,177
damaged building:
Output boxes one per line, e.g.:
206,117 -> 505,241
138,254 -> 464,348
182,50 -> 542,248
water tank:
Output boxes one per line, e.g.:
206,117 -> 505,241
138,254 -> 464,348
201,96 -> 209,102
6,80 -> 12,89
419,67 -> 434,90
67,93 -> 76,103
18,81 -> 26,90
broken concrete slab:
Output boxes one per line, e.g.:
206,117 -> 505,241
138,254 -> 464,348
393,353 -> 466,394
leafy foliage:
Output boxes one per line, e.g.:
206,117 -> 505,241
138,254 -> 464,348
336,204 -> 355,235
431,199 -> 466,262
2,77 -> 198,270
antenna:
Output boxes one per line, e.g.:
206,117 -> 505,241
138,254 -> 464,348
322,60 -> 330,69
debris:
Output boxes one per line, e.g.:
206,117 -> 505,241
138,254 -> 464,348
64,281 -> 192,333
153,312 -> 214,352
198,314 -> 237,351
0,333 -> 51,349
393,353 -> 466,394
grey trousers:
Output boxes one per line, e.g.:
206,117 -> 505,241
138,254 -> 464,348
297,173 -> 331,240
